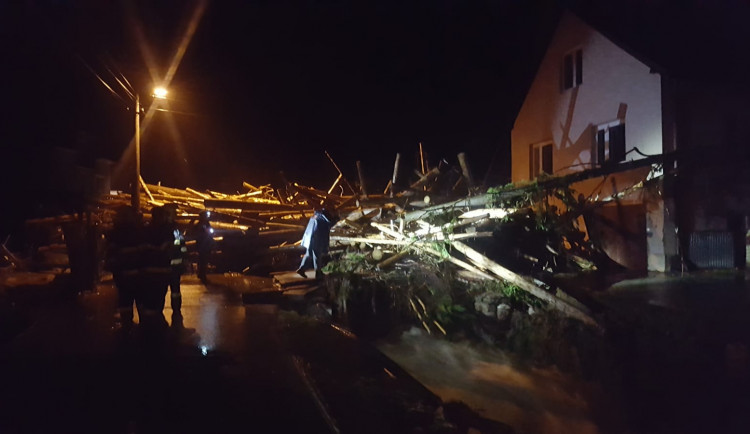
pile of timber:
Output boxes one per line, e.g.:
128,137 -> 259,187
328,199 -> 601,330
18,147 -> 600,329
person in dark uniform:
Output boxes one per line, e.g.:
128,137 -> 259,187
162,204 -> 188,325
189,211 -> 214,284
139,206 -> 172,330
105,205 -> 143,332
296,208 -> 337,278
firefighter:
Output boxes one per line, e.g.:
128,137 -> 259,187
162,204 -> 187,324
105,205 -> 143,331
139,206 -> 172,330
189,211 -> 214,284
296,208 -> 338,278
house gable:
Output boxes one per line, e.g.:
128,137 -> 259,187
511,12 -> 663,188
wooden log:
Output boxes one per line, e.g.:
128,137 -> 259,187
330,232 -> 491,245
324,150 -> 357,195
140,176 -> 156,203
403,194 -> 492,222
370,223 -> 494,279
327,174 -> 343,195
259,210 -> 314,217
383,180 -> 392,195
210,221 -> 250,231
377,250 -> 410,269
409,167 -> 440,190
236,190 -> 265,198
242,182 -> 261,191
419,142 -> 426,175
265,221 -> 307,230
457,152 -> 475,192
257,228 -> 305,237
391,153 -> 401,198
356,160 -> 368,199
203,199 -> 295,211
186,187 -> 211,199
450,240 -> 600,329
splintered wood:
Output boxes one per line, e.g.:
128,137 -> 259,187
21,146 -> 603,329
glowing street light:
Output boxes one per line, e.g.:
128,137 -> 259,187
153,87 -> 168,99
132,87 -> 169,211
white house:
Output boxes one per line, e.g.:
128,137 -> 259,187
511,11 -> 750,272
511,12 -> 675,271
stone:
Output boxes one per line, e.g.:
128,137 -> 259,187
496,303 -> 512,321
474,292 -> 504,317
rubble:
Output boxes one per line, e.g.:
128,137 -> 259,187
9,146 -> 629,333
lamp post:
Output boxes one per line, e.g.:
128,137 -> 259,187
132,94 -> 141,210
131,87 -> 168,211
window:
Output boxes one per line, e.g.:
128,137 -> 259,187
596,122 -> 626,165
563,49 -> 583,90
530,142 -> 553,178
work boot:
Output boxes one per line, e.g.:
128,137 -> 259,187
171,311 -> 184,329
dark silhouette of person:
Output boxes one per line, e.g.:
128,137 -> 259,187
139,206 -> 172,330
162,204 -> 188,327
105,205 -> 143,331
189,211 -> 214,284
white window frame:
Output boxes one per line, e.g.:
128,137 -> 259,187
530,141 -> 553,178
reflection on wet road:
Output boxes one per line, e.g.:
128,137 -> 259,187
0,276 -> 331,434
379,328 -> 612,434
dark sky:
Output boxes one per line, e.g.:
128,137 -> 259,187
2,0 -> 748,193
1,0 -> 562,192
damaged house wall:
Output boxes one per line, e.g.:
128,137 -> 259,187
510,11 -> 670,271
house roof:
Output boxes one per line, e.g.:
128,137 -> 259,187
569,2 -> 750,83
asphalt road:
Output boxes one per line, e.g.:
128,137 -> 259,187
0,276 -> 334,434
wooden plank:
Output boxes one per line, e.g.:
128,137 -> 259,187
450,240 -> 600,329
391,153 -> 401,197
204,199 -> 300,211
370,222 -> 495,280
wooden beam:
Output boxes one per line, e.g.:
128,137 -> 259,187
450,240 -> 600,329
391,153 -> 401,198
457,152 -> 475,192
356,160 -> 368,199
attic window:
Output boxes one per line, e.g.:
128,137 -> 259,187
596,122 -> 626,165
563,49 -> 583,90
530,142 -> 553,178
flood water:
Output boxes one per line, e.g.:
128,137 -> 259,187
378,272 -> 750,434
378,327 -> 622,434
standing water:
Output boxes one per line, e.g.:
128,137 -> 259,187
378,327 -> 623,434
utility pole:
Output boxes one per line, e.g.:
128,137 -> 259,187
132,94 -> 141,211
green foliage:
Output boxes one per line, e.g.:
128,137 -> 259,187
500,282 -> 545,309
466,279 -> 545,309
322,252 -> 372,275
434,303 -> 472,329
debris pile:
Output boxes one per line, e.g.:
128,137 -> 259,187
12,147 -> 635,333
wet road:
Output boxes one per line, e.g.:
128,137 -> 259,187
595,271 -> 750,434
0,276 -> 333,433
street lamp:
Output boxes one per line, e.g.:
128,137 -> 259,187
153,87 -> 168,99
131,87 -> 168,211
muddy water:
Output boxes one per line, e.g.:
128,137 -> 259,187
378,328 -> 621,434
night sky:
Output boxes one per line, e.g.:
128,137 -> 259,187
2,0 -> 749,195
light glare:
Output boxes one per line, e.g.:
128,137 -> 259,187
153,87 -> 168,99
